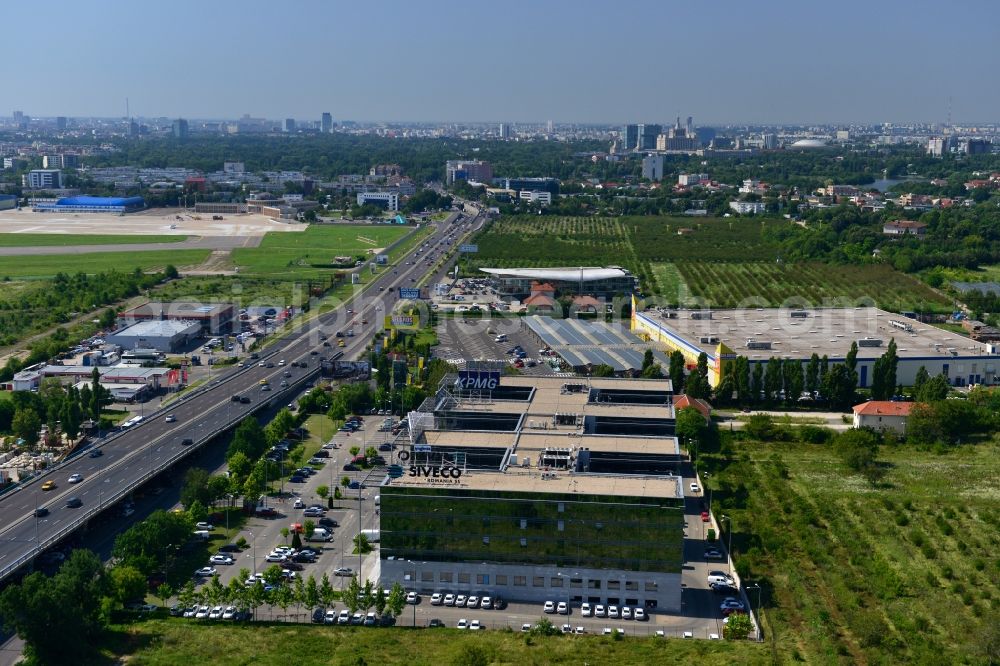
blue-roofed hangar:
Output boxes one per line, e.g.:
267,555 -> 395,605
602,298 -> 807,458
33,196 -> 145,214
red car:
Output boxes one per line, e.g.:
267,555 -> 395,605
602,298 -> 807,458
701,511 -> 710,523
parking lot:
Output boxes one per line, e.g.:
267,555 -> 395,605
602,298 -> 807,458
434,318 -> 567,376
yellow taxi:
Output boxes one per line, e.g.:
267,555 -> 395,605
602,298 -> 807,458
41,480 -> 56,491
338,339 -> 346,347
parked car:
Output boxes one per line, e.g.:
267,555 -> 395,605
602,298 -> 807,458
430,593 -> 443,605
333,567 -> 353,577
595,604 -> 606,617
194,566 -> 217,577
543,600 -> 555,614
209,555 -> 234,565
704,548 -> 724,560
690,482 -> 701,493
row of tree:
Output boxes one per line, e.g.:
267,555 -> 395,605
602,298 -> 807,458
0,371 -> 110,447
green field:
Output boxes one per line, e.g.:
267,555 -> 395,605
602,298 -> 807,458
100,620 -> 767,665
232,225 -> 413,280
704,435 -> 1000,664
675,261 -> 952,311
0,233 -> 186,247
0,250 -> 210,279
470,216 -> 951,311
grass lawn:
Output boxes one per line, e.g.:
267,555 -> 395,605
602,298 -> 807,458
650,262 -> 690,302
701,434 -> 1000,664
232,225 -> 413,280
0,249 -> 210,279
0,233 -> 187,247
101,619 -> 768,665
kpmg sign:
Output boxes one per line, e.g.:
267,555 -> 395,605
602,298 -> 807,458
399,287 -> 421,300
455,370 -> 501,390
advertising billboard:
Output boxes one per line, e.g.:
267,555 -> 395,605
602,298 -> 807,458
399,287 -> 421,300
458,244 -> 478,253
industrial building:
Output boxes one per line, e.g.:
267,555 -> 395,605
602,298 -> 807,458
380,375 -> 685,611
631,305 -> 1000,388
522,316 -> 673,374
445,159 -> 493,185
32,196 -> 145,214
356,191 -> 399,211
24,169 -> 62,189
480,267 -> 638,300
0,195 -> 16,210
105,320 -> 202,353
118,302 -> 236,335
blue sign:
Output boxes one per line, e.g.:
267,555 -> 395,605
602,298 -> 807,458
458,244 -> 478,253
456,371 -> 500,390
399,287 -> 421,300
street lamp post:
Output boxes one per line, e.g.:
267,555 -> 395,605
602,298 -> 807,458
746,582 -> 762,641
721,514 -> 733,575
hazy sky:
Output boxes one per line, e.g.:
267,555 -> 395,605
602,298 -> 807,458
8,0 -> 1000,124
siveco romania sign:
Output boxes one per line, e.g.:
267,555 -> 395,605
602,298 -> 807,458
455,370 -> 500,390
397,451 -> 464,484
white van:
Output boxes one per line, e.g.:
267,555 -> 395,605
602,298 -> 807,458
494,334 -> 507,343
307,528 -> 332,542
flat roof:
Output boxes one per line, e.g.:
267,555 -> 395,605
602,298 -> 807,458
638,307 -> 996,361
524,317 -> 674,372
387,469 -> 683,500
480,267 -> 628,281
122,301 -> 234,318
421,431 -> 515,449
517,432 -> 680,456
111,320 -> 201,337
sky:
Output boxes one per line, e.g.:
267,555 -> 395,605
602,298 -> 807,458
7,0 -> 1000,125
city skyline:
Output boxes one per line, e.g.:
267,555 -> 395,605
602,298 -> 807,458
5,0 -> 999,125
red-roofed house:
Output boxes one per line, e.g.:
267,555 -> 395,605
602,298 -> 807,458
523,292 -> 556,312
673,395 -> 712,422
882,220 -> 927,237
852,401 -> 918,434
571,295 -> 602,314
529,281 -> 556,297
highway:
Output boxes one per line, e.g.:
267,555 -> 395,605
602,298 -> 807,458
0,210 -> 482,582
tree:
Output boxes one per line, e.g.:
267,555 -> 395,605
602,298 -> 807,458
374,587 -> 387,615
304,520 -> 316,538
361,579 -> 375,612
685,372 -> 710,399
734,356 -> 751,403
805,353 -> 821,396
834,428 -> 881,472
713,370 -> 735,406
913,366 -> 930,397
386,582 -> 406,617
344,576 -> 362,613
316,485 -> 329,501
11,408 -> 41,447
846,341 -> 859,373
751,363 -> 764,402
591,363 -> 615,377
821,363 -> 856,410
354,533 -> 372,554
0,550 -> 108,664
156,583 -> 174,608
916,373 -> 949,402
763,358 -> 782,403
641,362 -> 664,379
696,352 -> 708,379
291,530 -> 303,550
61,398 -> 83,441
319,573 -> 336,608
668,350 -> 686,392
641,349 -> 655,372
724,612 -> 754,640
675,407 -> 706,460
744,413 -> 777,440
180,467 -> 212,509
186,499 -> 208,525
110,564 -> 147,604
870,338 -> 899,401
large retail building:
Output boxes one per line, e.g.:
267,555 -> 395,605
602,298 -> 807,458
379,375 -> 686,612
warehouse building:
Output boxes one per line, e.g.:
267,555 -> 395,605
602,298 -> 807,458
0,195 -> 16,210
105,320 -> 201,353
32,195 -> 145,214
379,375 -> 686,612
522,316 -> 673,374
118,302 -> 236,335
631,304 -> 1000,388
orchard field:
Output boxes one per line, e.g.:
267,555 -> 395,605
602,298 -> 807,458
704,436 -> 1000,665
470,216 -> 952,311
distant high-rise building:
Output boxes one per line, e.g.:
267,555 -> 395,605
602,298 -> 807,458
835,130 -> 851,142
499,123 -> 511,139
12,110 -> 25,129
283,118 -> 296,132
445,160 -> 493,185
42,154 -> 79,169
963,139 -> 990,155
128,120 -> 140,137
321,112 -> 332,133
637,123 -> 661,150
172,118 -> 189,139
622,124 -> 639,151
927,136 -> 954,157
25,169 -> 62,189
56,116 -> 67,130
546,119 -> 553,133
642,154 -> 666,181
761,133 -> 778,150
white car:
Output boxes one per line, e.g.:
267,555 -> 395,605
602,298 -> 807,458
196,522 -> 214,531
543,600 -> 555,614
581,602 -> 592,617
430,593 -> 443,606
208,606 -> 224,619
455,594 -> 467,607
690,482 -> 701,494
466,595 -> 479,608
480,596 -> 492,609
634,608 -> 647,621
209,555 -> 234,565
557,601 -> 568,615
443,594 -> 456,606
325,609 -> 337,624
222,606 -> 237,619
520,623 -> 532,632
575,626 -> 586,634
406,591 -> 418,604
621,606 -> 632,620
338,610 -> 350,624
608,605 -> 620,619
470,619 -> 482,631
165,414 -> 176,423
194,605 -> 210,619
456,618 -> 469,629
594,604 -> 606,617
194,566 -> 217,577
273,546 -> 295,555
265,553 -> 287,563
561,623 -> 572,634
68,473 -> 83,484
293,498 -> 304,509
278,359 -> 286,366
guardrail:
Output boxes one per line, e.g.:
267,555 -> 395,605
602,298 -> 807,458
0,367 -> 321,583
